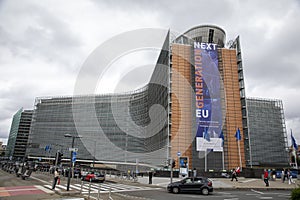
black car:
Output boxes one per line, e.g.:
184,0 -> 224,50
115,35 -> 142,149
167,177 -> 213,195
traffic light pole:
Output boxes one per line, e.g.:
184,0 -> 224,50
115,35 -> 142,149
55,151 -> 59,166
170,158 -> 174,183
171,164 -> 173,183
67,137 -> 75,191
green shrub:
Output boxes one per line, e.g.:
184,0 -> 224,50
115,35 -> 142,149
291,187 -> 300,200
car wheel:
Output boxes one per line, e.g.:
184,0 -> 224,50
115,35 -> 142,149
201,187 -> 209,195
172,187 -> 180,194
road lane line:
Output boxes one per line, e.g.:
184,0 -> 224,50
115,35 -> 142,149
251,189 -> 264,194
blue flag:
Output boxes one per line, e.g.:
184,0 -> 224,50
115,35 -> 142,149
235,128 -> 241,141
204,127 -> 210,142
220,131 -> 224,147
44,145 -> 52,152
291,130 -> 298,151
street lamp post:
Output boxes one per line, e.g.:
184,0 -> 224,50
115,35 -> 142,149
64,134 -> 82,191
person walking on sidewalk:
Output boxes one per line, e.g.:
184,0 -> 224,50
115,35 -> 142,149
231,168 -> 238,181
148,171 -> 153,184
263,169 -> 269,187
52,168 -> 60,190
283,168 -> 288,183
288,169 -> 295,184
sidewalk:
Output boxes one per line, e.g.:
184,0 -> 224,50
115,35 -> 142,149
215,177 -> 299,190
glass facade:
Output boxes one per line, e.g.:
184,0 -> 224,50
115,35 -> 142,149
246,98 -> 289,166
26,32 -> 170,167
183,25 -> 226,47
6,109 -> 22,158
13,110 -> 33,159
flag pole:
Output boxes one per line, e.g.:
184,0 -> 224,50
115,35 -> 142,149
294,150 -> 298,169
203,128 -> 208,172
291,129 -> 298,169
237,139 -> 242,170
205,148 -> 207,172
220,131 -> 225,170
222,149 -> 224,170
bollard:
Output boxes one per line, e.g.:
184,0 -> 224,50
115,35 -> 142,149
109,187 -> 113,200
80,181 -> 83,194
97,184 -> 101,200
88,179 -> 91,199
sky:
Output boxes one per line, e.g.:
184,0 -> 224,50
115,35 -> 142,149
0,0 -> 300,146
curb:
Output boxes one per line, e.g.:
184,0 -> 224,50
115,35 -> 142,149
55,189 -> 81,196
215,187 -> 295,191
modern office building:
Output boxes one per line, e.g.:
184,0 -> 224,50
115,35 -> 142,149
6,109 -> 33,159
7,24 -> 286,171
0,141 -> 5,156
246,97 -> 289,167
171,25 -> 247,171
26,33 -> 170,170
6,109 -> 22,158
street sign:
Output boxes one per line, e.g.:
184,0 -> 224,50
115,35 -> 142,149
72,151 -> 77,163
69,148 -> 78,152
177,151 -> 181,156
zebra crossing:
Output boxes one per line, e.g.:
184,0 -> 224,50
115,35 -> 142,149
44,182 -> 160,194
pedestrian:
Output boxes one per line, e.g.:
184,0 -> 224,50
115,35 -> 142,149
288,169 -> 295,184
284,168 -> 288,183
271,170 -> 276,181
263,169 -> 269,187
236,166 -> 241,176
231,168 -> 238,181
148,171 -> 153,184
52,168 -> 60,190
193,168 -> 197,178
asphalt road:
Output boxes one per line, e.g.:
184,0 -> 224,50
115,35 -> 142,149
0,169 -> 293,200
0,169 -> 63,200
120,189 -> 291,200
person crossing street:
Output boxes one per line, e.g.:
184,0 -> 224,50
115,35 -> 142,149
52,168 -> 60,190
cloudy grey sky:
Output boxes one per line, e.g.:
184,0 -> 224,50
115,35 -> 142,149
1,0 -> 300,145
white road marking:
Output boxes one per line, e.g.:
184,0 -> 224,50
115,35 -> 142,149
251,189 -> 264,194
44,182 -> 160,194
29,175 -> 50,184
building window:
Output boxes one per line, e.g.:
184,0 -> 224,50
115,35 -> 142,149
208,29 -> 214,43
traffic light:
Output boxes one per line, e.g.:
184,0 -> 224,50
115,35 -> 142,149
172,159 -> 176,168
58,152 -> 63,164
